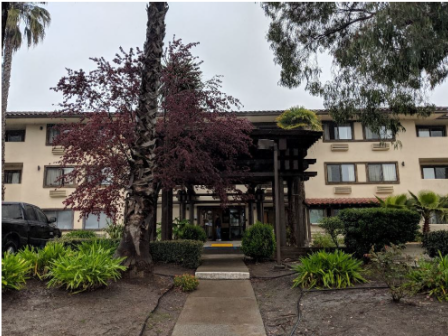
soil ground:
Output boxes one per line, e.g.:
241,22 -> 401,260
2,263 -> 194,336
248,261 -> 448,336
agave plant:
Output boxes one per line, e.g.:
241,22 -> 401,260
407,191 -> 448,233
276,106 -> 322,131
375,194 -> 408,209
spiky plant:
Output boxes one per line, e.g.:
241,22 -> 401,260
407,191 -> 448,233
375,194 -> 408,209
276,106 -> 322,131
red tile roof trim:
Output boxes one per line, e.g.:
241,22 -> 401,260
305,198 -> 379,205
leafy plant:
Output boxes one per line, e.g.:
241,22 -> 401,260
47,243 -> 127,293
65,230 -> 97,239
172,218 -> 190,240
369,244 -> 414,302
408,191 -> 448,233
375,194 -> 408,209
2,252 -> 31,290
422,231 -> 448,257
104,221 -> 124,239
150,240 -> 203,269
174,274 -> 199,292
77,239 -> 119,256
241,222 -> 276,261
276,106 -> 322,131
407,251 -> 448,302
318,217 -> 344,248
311,233 -> 344,248
292,250 -> 366,289
179,224 -> 207,242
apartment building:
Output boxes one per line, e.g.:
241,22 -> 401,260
4,108 -> 448,236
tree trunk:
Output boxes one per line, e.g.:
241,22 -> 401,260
116,2 -> 168,275
422,214 -> 430,234
2,2 -> 10,51
2,39 -> 13,200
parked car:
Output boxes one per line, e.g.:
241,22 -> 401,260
2,202 -> 62,253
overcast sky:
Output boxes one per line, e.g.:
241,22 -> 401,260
7,2 -> 448,112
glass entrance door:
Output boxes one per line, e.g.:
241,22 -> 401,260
198,206 -> 246,241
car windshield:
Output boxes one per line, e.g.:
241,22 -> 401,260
2,204 -> 23,220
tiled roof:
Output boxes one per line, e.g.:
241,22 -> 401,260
305,198 -> 379,205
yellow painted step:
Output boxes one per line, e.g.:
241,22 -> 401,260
210,243 -> 233,247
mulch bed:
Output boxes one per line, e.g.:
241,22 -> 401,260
248,261 -> 448,336
2,263 -> 193,336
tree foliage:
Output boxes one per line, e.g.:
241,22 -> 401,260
262,2 -> 448,134
275,106 -> 322,131
51,39 -> 252,221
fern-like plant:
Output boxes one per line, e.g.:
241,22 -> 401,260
292,250 -> 366,289
375,194 -> 408,209
2,252 -> 31,290
276,106 -> 322,131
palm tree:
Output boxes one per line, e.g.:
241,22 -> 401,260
115,2 -> 168,274
375,194 -> 408,208
2,2 -> 51,198
407,191 -> 448,233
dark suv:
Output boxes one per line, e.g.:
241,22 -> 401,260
2,202 -> 62,253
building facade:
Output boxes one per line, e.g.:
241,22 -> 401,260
4,108 -> 448,237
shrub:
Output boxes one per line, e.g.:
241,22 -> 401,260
339,208 -> 420,258
318,217 -> 344,248
65,230 -> 97,239
150,240 -> 203,269
47,243 -> 126,293
275,106 -> 322,131
241,222 -> 276,261
174,274 -> 199,292
77,239 -> 119,256
51,237 -> 121,252
292,250 -> 366,289
422,231 -> 448,257
179,224 -> 207,242
407,252 -> 448,302
2,252 -> 31,290
370,244 -> 414,302
104,222 -> 124,239
311,233 -> 344,248
172,218 -> 190,240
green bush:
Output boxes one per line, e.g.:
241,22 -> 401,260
65,230 -> 97,239
339,208 -> 420,258
311,233 -> 344,248
47,242 -> 126,293
292,250 -> 366,289
2,252 -> 31,290
422,231 -> 448,257
18,243 -> 70,278
407,251 -> 448,301
319,217 -> 344,248
150,240 -> 203,269
104,222 -> 124,239
174,274 -> 199,292
179,224 -> 207,242
275,106 -> 322,131
51,237 -> 120,252
241,222 -> 276,261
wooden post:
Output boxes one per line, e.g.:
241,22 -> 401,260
188,189 -> 195,224
293,178 -> 307,247
150,192 -> 158,241
278,176 -> 286,247
167,188 -> 173,240
255,189 -> 265,223
161,189 -> 169,240
248,200 -> 254,226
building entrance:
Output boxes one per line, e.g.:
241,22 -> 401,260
198,206 -> 246,241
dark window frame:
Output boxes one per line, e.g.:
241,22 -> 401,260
46,124 -> 60,146
82,211 -> 111,230
42,208 -> 75,230
325,163 -> 357,184
416,125 -> 446,138
5,129 -> 26,142
4,169 -> 22,184
43,166 -> 76,188
362,125 -> 395,141
421,166 -> 448,179
366,162 -> 399,183
322,121 -> 354,141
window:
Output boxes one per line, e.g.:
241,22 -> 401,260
422,166 -> 448,179
46,124 -> 60,145
430,212 -> 448,224
364,126 -> 393,140
84,212 -> 110,230
2,204 -> 23,220
367,163 -> 398,182
44,167 -> 75,187
43,210 -> 74,230
327,164 -> 356,183
24,205 -> 37,221
87,168 -> 113,186
34,207 -> 49,224
309,209 -> 325,224
323,122 -> 353,140
416,126 -> 446,137
4,170 -> 21,184
5,130 -> 25,142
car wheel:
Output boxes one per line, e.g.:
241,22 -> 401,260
4,240 -> 18,254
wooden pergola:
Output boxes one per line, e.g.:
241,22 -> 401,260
158,126 -> 322,253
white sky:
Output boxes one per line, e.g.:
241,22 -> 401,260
7,2 -> 448,112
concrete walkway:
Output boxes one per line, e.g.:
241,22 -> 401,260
172,255 -> 266,336
195,254 -> 250,279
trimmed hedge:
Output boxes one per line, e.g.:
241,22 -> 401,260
339,208 -> 420,258
180,225 -> 207,242
241,222 -> 276,261
150,240 -> 203,269
64,230 -> 97,239
422,231 -> 448,257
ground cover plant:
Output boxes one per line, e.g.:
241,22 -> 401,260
64,230 -> 97,239
174,274 -> 199,292
2,252 -> 31,291
422,230 -> 448,257
17,243 -> 69,278
241,222 -> 276,261
292,250 -> 366,289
